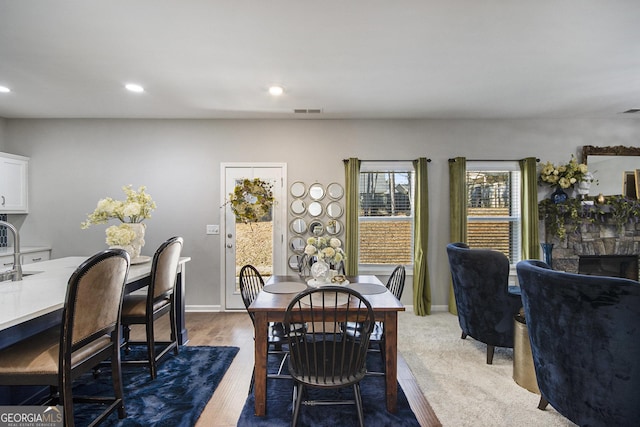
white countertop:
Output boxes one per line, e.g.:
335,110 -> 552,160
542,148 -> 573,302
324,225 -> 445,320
0,255 -> 190,331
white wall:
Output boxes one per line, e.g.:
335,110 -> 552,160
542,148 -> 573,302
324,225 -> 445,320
4,118 -> 640,310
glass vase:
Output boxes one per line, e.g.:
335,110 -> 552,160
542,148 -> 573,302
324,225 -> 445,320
540,242 -> 554,268
550,187 -> 568,204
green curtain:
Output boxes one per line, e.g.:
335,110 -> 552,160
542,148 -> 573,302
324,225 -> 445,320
448,157 -> 467,314
412,158 -> 431,315
343,158 -> 361,275
520,157 -> 540,260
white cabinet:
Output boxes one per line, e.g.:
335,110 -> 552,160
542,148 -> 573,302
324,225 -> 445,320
0,248 -> 51,271
22,250 -> 50,265
0,152 -> 29,213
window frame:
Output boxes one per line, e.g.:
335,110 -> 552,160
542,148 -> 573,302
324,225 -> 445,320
466,160 -> 522,266
358,161 -> 415,275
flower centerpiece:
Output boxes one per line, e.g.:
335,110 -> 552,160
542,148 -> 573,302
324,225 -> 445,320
304,236 -> 346,283
81,185 -> 156,260
227,178 -> 274,224
539,155 -> 592,203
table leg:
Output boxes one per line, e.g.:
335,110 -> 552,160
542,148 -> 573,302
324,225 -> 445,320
253,312 -> 268,416
384,311 -> 398,413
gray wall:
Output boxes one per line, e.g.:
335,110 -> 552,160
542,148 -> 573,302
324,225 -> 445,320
4,118 -> 640,310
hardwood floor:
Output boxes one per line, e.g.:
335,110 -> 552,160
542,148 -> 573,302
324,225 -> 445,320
142,312 -> 441,426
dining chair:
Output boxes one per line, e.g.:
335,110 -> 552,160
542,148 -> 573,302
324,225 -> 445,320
120,236 -> 183,379
284,286 -> 375,427
343,265 -> 406,374
0,249 -> 130,427
239,264 -> 294,393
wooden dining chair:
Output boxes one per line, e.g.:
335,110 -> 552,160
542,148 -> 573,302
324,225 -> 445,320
342,265 -> 406,374
239,264 -> 292,393
120,236 -> 183,379
284,286 -> 375,427
0,249 -> 130,427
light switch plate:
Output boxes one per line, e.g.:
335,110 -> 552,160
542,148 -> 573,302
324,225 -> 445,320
206,224 -> 220,235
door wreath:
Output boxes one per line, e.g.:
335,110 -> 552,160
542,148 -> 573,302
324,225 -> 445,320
228,178 -> 274,223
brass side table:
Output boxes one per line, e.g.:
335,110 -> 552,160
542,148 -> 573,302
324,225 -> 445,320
513,310 -> 540,394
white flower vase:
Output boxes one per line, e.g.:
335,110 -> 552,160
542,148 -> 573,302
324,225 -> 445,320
111,223 -> 146,261
310,259 -> 330,285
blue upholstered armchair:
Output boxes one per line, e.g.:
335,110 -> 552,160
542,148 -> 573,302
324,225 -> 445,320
446,242 -> 522,364
516,260 -> 640,427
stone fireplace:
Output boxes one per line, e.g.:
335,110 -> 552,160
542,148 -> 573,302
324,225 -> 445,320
546,216 -> 640,280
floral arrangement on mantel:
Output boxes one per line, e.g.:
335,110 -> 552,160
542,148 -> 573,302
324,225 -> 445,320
81,185 -> 156,247
304,236 -> 346,266
227,178 -> 274,224
538,155 -> 591,189
539,195 -> 640,239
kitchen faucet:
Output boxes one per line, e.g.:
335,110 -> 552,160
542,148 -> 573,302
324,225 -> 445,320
0,220 -> 22,281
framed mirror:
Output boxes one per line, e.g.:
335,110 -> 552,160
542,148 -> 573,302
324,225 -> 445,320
290,181 -> 306,198
326,219 -> 342,235
308,201 -> 323,217
290,217 -> 307,234
327,182 -> 344,200
289,236 -> 306,254
288,254 -> 302,271
309,183 -> 325,200
309,220 -> 324,236
583,145 -> 640,196
290,199 -> 306,215
326,201 -> 343,218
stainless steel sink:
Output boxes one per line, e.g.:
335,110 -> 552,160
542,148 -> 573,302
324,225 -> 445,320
0,270 -> 42,282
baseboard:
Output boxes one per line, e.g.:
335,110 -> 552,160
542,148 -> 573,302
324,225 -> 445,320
186,304 -> 450,313
186,305 -> 222,312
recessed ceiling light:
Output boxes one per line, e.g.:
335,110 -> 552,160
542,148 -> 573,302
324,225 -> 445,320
0,86 -> 10,93
268,86 -> 284,96
125,83 -> 144,93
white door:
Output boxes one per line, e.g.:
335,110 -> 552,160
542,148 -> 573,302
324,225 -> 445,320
221,163 -> 286,310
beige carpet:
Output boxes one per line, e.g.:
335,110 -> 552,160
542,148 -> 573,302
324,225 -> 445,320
398,311 -> 577,426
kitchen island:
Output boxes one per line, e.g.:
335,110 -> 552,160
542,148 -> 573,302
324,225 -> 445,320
0,255 -> 191,350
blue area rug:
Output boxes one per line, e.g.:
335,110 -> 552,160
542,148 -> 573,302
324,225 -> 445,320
237,350 -> 420,427
73,345 -> 239,426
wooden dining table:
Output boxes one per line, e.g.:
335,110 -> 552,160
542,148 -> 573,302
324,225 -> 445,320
247,274 -> 405,417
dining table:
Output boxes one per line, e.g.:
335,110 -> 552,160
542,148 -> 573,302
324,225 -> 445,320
247,274 -> 405,417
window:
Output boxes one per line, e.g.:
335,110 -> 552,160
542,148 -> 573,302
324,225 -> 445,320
358,161 -> 414,269
466,161 -> 521,264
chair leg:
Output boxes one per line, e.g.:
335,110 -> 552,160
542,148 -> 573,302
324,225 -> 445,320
486,345 -> 495,364
291,382 -> 304,427
537,396 -> 549,410
353,383 -> 365,427
123,325 -> 132,353
170,301 -> 179,355
111,345 -> 127,419
61,375 -> 75,427
146,319 -> 157,379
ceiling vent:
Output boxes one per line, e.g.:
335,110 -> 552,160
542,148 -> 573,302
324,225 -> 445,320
294,108 -> 323,114
622,109 -> 640,114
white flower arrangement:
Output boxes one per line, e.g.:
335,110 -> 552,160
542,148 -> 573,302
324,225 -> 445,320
539,156 -> 591,189
81,185 -> 156,228
304,236 -> 346,266
81,185 -> 156,246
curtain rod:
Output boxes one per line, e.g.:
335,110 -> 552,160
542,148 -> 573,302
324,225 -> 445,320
448,158 -> 540,162
342,158 -> 431,162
